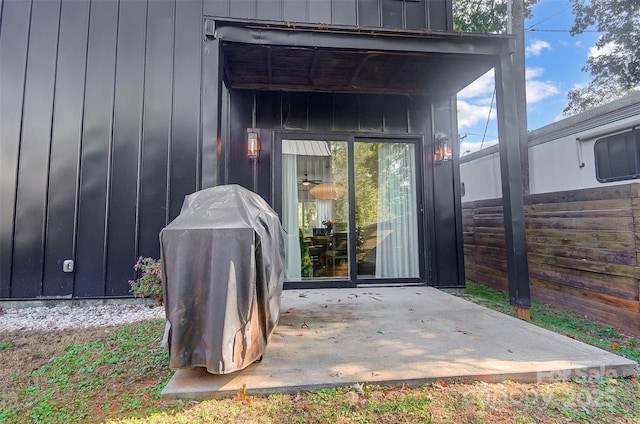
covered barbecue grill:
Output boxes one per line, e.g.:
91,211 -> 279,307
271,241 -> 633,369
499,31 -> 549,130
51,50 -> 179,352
160,185 -> 286,374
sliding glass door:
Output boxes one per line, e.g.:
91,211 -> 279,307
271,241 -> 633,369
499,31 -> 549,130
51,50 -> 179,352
281,137 -> 421,284
354,141 -> 420,279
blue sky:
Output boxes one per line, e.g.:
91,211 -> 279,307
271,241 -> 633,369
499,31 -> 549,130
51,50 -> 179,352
458,0 -> 603,155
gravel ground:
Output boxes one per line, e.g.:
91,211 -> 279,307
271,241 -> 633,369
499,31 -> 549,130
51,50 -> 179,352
0,303 -> 165,332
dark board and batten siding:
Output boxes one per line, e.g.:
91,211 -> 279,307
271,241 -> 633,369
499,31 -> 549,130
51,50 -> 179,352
0,0 -> 204,298
0,0 -> 456,298
463,184 -> 640,338
220,89 -> 463,287
203,0 -> 451,31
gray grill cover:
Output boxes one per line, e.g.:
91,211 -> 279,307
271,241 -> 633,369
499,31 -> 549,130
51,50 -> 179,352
160,185 -> 286,374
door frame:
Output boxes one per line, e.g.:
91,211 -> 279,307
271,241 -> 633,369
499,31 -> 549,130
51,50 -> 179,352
273,130 -> 428,289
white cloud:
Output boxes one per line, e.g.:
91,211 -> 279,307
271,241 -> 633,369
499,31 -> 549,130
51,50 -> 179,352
525,67 -> 559,104
457,69 -> 495,99
589,40 -> 617,58
525,40 -> 551,57
456,99 -> 494,130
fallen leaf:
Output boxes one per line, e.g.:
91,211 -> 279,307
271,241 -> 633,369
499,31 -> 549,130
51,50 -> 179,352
400,383 -> 410,391
330,371 -> 343,378
610,342 -> 621,350
378,330 -> 385,335
292,393 -> 303,402
455,328 -> 470,335
287,308 -> 295,314
298,293 -> 307,298
296,333 -> 303,336
433,380 -> 448,390
301,322 -> 309,328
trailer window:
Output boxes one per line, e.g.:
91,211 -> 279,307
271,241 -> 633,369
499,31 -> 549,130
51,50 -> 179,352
594,129 -> 640,183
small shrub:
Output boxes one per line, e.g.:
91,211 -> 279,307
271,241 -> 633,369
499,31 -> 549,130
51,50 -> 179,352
128,257 -> 163,305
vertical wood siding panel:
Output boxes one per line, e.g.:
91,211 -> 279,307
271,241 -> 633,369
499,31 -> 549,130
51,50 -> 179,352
332,0 -> 356,25
0,0 -> 31,297
105,0 -> 147,296
11,0 -> 60,298
381,0 -> 402,28
283,0 -> 307,22
139,0 -> 175,259
256,90 -> 282,130
357,0 -> 380,27
358,94 -> 383,132
227,90 -> 255,190
257,0 -> 282,21
282,92 -> 308,129
170,0 -> 202,220
408,95 -> 435,282
308,0 -> 331,23
382,95 -> 408,133
204,0 -> 229,16
405,0 -> 427,29
308,92 -> 334,131
256,91 -> 282,204
75,0 -> 118,296
432,96 -> 460,285
230,0 -> 256,19
332,93 -> 358,131
43,0 -> 90,297
428,0 -> 449,31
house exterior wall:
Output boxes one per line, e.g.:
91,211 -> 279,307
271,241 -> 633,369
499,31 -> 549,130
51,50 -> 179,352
202,0 -> 452,31
0,0 -> 461,299
222,89 -> 464,287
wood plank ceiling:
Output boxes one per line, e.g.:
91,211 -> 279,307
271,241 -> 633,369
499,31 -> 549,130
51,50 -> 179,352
222,42 -> 495,96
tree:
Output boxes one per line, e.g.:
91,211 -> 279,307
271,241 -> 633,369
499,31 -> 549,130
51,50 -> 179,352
564,0 -> 639,115
453,0 -> 538,34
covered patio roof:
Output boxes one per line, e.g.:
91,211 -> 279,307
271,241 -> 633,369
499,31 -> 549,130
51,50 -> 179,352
209,19 -> 513,96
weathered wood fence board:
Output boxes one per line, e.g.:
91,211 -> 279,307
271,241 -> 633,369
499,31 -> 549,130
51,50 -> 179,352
463,183 -> 640,338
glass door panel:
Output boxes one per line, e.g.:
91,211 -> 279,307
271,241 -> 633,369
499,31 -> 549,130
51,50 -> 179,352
354,141 -> 420,279
282,140 -> 349,281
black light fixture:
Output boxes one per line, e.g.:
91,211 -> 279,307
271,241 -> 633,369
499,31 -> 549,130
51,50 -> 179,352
434,132 -> 452,163
301,174 -> 311,186
247,128 -> 260,160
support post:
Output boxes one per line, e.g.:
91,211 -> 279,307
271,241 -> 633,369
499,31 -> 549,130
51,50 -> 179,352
512,0 -> 529,195
495,49 -> 531,318
201,34 -> 223,189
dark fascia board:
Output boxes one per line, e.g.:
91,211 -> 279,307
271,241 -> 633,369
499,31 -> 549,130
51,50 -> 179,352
206,18 -> 513,57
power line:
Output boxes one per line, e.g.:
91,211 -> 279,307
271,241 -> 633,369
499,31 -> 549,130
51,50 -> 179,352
527,28 -> 600,33
480,88 -> 496,150
526,6 -> 572,31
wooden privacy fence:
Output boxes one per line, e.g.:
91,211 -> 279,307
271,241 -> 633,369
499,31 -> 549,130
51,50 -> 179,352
462,183 -> 640,338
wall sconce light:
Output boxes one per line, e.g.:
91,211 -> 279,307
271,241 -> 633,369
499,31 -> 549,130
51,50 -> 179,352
247,128 -> 260,160
434,132 -> 452,163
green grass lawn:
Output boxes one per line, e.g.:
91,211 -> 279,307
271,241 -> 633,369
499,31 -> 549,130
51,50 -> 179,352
1,285 -> 638,423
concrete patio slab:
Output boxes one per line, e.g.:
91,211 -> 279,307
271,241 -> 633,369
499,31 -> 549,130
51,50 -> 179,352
161,287 -> 637,400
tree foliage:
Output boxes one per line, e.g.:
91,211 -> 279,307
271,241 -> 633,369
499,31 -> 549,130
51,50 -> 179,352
564,0 -> 639,115
453,0 -> 538,34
